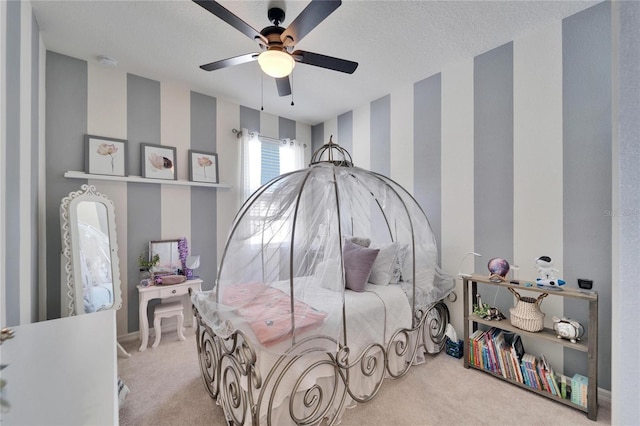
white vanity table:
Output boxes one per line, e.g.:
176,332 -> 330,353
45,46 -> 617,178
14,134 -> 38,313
0,310 -> 118,425
137,278 -> 203,351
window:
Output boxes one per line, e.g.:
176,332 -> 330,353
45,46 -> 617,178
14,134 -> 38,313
240,130 -> 305,202
260,142 -> 280,186
240,130 -> 306,245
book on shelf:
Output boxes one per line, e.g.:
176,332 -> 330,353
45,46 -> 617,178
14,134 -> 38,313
509,334 -> 525,383
558,373 -> 572,400
468,329 -> 482,366
571,374 -> 588,407
536,362 -> 550,393
482,337 -> 490,371
469,329 -> 478,367
521,353 -> 540,389
485,328 -> 500,375
540,354 -> 561,396
469,328 -> 527,381
494,331 -> 511,380
468,328 -> 577,401
512,335 -> 525,360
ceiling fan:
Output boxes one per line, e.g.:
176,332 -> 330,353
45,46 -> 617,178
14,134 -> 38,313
193,0 -> 358,97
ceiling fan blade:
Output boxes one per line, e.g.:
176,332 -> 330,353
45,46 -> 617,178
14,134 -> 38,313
193,0 -> 267,45
292,50 -> 358,74
200,53 -> 258,71
275,77 -> 292,97
281,0 -> 341,47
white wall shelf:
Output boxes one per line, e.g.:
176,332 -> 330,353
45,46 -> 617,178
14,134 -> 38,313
64,171 -> 232,189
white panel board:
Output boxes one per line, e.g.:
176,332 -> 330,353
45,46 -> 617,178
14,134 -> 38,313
87,62 -> 129,336
513,22 -> 564,369
441,58 -> 474,337
160,82 -> 191,240
352,103 -> 371,169
390,82 -> 414,193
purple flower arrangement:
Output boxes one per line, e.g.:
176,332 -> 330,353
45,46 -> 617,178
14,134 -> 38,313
178,237 -> 190,278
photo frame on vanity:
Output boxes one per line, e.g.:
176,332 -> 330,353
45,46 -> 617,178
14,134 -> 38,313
85,135 -> 128,177
141,143 -> 177,180
188,150 -> 219,184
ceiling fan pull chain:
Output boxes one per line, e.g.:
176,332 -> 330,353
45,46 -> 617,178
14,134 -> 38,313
290,73 -> 294,106
261,71 -> 264,111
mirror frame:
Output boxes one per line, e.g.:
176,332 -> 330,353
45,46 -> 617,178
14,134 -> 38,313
149,239 -> 183,275
60,184 -> 123,315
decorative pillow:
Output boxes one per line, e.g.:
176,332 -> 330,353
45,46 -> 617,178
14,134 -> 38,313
315,259 -> 342,290
390,243 -> 409,284
345,235 -> 371,248
368,242 -> 400,286
343,240 -> 379,292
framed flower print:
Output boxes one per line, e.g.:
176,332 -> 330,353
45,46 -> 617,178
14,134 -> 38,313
141,143 -> 177,180
85,135 -> 128,177
188,150 -> 219,184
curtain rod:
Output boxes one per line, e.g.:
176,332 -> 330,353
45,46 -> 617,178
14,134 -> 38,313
232,128 -> 306,147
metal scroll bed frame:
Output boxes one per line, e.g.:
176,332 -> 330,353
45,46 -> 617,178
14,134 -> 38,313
192,296 -> 449,426
191,139 -> 454,425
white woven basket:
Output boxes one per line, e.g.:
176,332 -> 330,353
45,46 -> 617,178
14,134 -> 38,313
508,287 -> 548,332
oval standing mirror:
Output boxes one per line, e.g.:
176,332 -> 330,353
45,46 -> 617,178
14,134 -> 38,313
60,184 -> 122,316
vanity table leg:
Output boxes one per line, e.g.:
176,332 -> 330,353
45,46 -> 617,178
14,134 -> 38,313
139,296 -> 149,351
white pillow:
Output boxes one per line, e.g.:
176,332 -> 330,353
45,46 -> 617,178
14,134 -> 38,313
315,259 -> 342,290
368,242 -> 400,286
343,235 -> 371,248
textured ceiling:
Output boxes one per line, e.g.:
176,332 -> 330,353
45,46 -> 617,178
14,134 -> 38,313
31,0 -> 597,125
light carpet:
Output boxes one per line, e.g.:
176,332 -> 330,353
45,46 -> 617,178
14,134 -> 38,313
118,328 -> 610,426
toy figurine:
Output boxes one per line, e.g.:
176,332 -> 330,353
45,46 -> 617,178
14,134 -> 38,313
473,294 -> 506,321
535,256 -> 566,289
552,316 -> 584,343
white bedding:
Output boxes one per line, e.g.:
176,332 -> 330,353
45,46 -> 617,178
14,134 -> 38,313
192,277 -> 413,425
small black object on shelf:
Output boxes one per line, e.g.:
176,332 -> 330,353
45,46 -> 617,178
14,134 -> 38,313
578,278 -> 593,289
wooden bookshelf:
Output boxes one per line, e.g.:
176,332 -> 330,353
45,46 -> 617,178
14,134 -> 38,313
463,274 -> 598,421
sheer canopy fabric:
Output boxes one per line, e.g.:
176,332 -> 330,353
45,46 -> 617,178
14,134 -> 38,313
195,161 -> 454,355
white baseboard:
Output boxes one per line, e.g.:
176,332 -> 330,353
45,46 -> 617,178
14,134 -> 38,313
117,331 -> 139,343
598,387 -> 612,405
117,318 -> 193,344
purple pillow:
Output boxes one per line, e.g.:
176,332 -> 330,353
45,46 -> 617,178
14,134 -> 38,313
343,240 -> 379,292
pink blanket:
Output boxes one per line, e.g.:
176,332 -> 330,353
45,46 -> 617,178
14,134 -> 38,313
221,282 -> 327,347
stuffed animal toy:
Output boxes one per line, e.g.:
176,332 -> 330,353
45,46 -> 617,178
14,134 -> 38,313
535,256 -> 566,289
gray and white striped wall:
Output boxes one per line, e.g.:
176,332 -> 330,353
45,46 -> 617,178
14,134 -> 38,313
1,0 -> 46,327
1,0 -> 311,337
43,52 -> 312,337
3,1 -> 638,414
312,2 -> 630,393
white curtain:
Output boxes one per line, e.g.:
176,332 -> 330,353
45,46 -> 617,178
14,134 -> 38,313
241,130 -> 306,205
279,139 -> 305,175
240,128 -> 262,203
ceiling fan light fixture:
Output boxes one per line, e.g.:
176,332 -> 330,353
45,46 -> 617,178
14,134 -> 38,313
258,50 -> 295,78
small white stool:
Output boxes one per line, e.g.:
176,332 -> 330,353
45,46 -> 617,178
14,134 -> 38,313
152,301 -> 185,349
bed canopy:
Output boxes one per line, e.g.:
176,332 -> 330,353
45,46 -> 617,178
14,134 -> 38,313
197,137 -> 455,356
